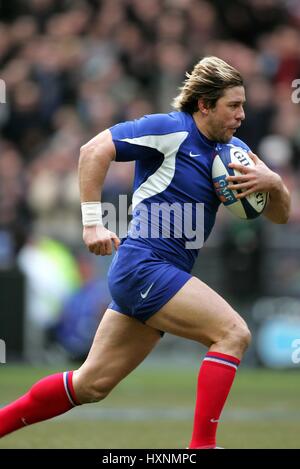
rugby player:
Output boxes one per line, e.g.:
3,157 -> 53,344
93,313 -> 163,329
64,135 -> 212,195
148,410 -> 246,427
0,57 -> 290,448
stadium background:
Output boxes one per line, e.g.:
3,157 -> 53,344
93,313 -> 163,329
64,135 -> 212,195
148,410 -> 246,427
0,0 -> 300,448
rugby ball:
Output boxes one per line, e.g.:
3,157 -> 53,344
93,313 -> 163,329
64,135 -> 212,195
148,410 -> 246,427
212,145 -> 268,219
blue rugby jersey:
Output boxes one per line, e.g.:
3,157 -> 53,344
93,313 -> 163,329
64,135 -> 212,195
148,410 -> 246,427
109,111 -> 250,272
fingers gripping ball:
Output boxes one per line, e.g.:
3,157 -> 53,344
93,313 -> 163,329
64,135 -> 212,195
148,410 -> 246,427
212,145 -> 268,219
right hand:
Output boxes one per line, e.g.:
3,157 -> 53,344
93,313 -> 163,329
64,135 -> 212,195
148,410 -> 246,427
83,224 -> 120,256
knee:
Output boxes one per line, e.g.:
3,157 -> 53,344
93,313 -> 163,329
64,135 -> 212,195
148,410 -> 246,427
226,321 -> 252,353
73,371 -> 115,404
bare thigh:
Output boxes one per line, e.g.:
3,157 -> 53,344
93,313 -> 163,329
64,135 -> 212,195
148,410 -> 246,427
73,309 -> 161,402
146,277 -> 249,356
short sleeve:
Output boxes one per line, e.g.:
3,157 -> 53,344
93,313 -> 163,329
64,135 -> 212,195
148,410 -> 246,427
109,113 -> 187,162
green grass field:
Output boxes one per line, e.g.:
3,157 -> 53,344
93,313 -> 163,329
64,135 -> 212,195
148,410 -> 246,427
0,363 -> 299,449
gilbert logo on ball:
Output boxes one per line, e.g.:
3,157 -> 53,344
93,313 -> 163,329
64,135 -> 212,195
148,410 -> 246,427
212,145 -> 268,219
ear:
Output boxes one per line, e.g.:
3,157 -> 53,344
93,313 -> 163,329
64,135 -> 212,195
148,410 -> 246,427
197,98 -> 210,115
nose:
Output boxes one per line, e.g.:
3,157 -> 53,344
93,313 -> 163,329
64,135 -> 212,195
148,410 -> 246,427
236,106 -> 245,121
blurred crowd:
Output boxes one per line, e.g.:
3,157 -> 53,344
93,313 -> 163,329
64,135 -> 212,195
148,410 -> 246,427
0,0 -> 300,263
1,0 -> 300,361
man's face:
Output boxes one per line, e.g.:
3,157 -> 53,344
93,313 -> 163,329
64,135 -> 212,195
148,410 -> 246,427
205,86 -> 246,143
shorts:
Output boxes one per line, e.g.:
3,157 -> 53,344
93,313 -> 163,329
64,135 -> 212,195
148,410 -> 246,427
107,243 -> 191,323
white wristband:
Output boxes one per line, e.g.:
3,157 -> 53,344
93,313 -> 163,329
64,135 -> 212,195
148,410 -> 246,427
81,202 -> 103,226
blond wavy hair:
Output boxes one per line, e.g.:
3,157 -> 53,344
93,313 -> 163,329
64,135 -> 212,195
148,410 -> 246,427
172,56 -> 243,113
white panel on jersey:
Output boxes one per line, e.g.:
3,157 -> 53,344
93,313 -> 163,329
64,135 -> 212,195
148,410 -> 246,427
121,132 -> 188,210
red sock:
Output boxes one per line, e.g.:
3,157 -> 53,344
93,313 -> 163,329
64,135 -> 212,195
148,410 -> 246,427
0,371 -> 79,437
189,351 -> 240,449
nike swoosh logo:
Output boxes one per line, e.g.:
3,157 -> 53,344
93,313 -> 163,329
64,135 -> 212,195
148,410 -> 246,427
140,283 -> 154,299
210,418 -> 220,423
189,151 -> 201,158
21,417 -> 28,426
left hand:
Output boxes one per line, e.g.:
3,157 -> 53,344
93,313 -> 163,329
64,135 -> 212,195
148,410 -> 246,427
226,151 -> 281,199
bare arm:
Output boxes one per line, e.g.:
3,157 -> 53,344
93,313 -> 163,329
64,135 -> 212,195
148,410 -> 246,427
226,152 -> 291,224
79,129 -> 116,202
78,129 -> 120,255
263,175 -> 291,224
